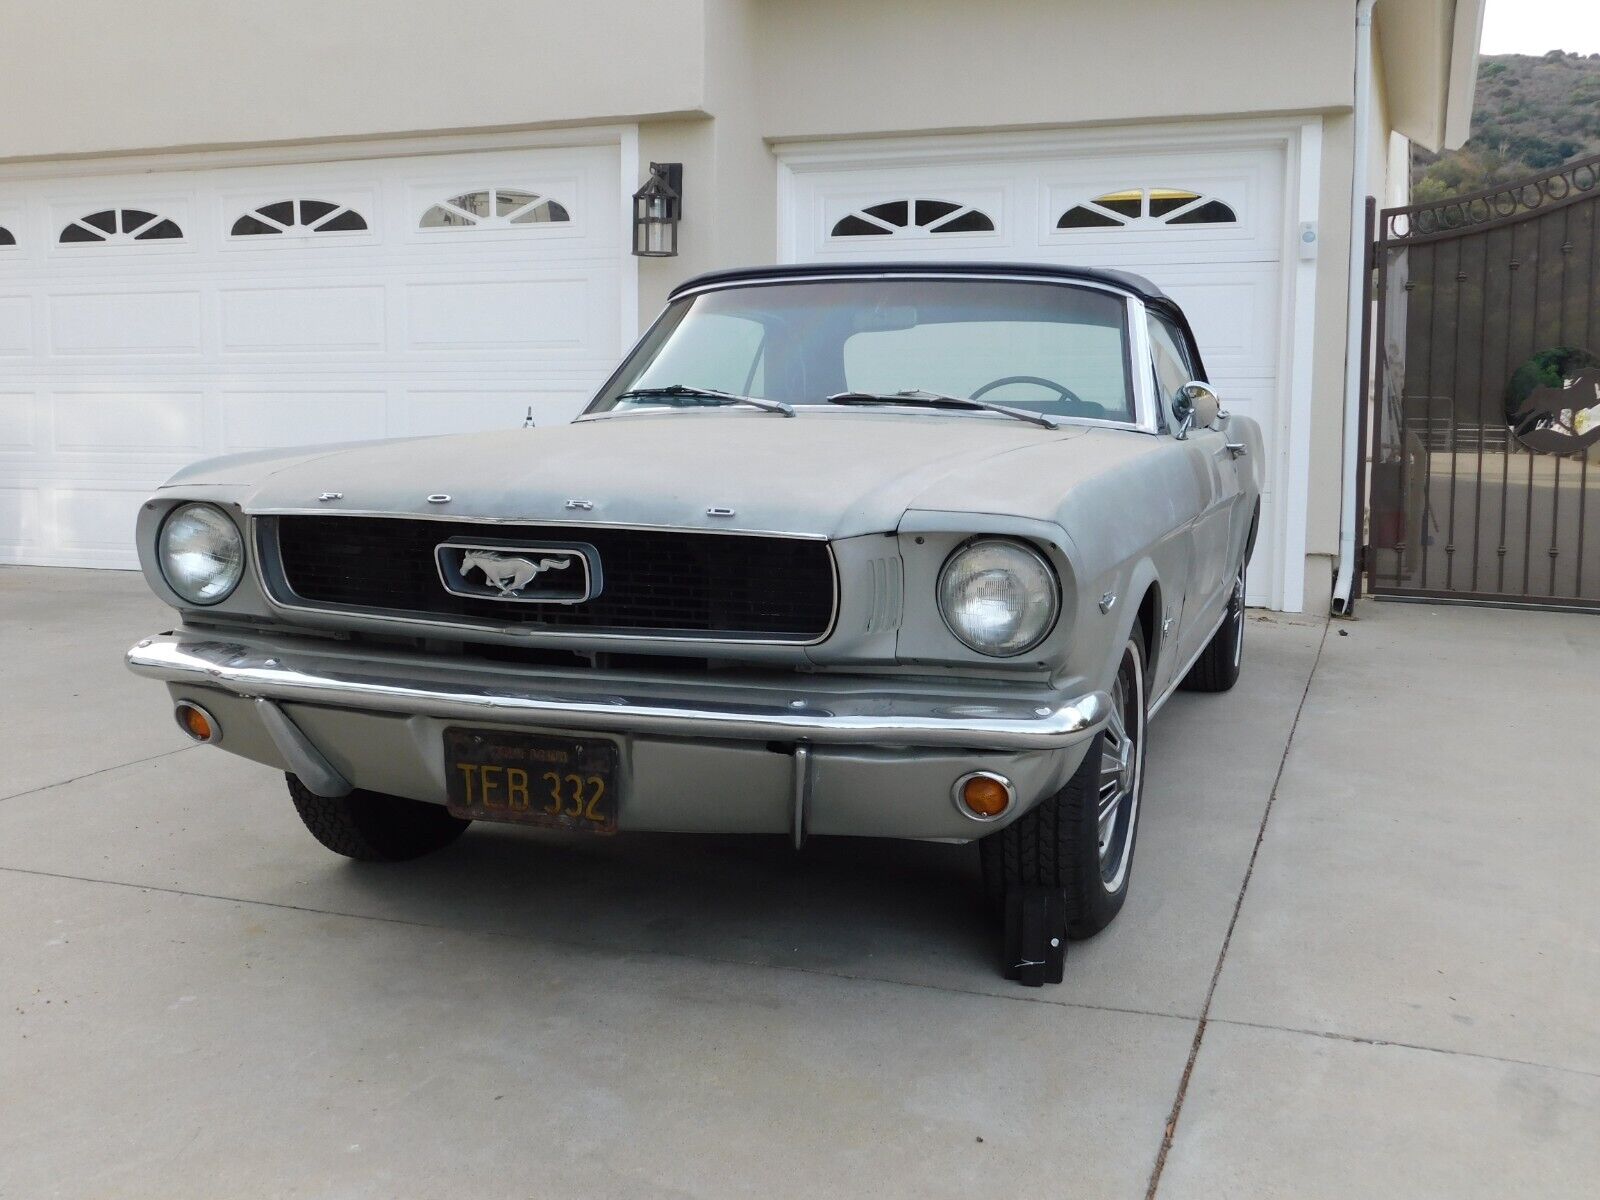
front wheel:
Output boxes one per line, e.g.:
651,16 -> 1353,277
1180,565 -> 1245,693
979,630 -> 1148,939
287,775 -> 470,862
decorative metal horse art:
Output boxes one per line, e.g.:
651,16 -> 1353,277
459,549 -> 574,596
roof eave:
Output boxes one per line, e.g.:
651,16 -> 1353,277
1382,0 -> 1484,153
1441,0 -> 1485,150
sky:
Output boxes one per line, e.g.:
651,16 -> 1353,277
1480,0 -> 1600,56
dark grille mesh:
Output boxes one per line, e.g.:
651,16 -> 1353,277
268,516 -> 835,641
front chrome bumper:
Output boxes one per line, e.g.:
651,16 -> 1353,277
127,631 -> 1109,840
127,633 -> 1110,752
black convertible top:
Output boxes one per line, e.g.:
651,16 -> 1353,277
671,260 -> 1173,305
668,260 -> 1207,383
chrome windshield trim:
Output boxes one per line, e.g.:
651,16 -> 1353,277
1125,293 -> 1160,432
127,633 -> 1111,752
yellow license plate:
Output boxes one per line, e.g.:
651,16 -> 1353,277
443,728 -> 619,834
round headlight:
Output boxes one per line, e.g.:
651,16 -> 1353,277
937,538 -> 1060,657
158,503 -> 244,605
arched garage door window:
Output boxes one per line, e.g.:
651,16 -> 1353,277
830,198 -> 995,238
232,200 -> 368,236
419,189 -> 570,229
59,209 -> 183,243
1057,188 -> 1237,229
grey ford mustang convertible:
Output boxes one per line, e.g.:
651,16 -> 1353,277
128,262 -> 1260,983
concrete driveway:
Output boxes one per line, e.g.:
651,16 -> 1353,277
2,567 -> 1595,1198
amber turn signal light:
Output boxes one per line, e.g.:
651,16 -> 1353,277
953,771 -> 1015,821
173,701 -> 219,743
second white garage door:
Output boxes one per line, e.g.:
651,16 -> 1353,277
779,130 -> 1300,609
0,139 -> 630,568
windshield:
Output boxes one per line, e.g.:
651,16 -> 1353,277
589,278 -> 1136,424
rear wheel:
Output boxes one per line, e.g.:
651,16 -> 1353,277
287,775 -> 470,862
1180,565 -> 1245,693
980,631 -> 1148,938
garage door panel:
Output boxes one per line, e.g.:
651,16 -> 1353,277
49,486 -> 149,552
221,389 -> 388,453
48,291 -> 203,356
0,486 -> 37,548
0,296 -> 31,353
52,391 -> 205,453
1141,263 -> 1281,379
220,285 -> 387,353
405,277 -> 591,351
0,393 -> 33,449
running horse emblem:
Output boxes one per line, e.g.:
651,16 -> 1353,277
459,549 -> 574,596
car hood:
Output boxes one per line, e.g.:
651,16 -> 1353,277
190,411 -> 1099,539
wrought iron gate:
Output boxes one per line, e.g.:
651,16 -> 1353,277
1363,153 -> 1600,609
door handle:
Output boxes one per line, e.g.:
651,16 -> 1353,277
1225,443 -> 1248,459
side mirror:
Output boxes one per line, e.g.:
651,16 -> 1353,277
1172,381 -> 1221,439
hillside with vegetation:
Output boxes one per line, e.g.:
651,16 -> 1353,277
1412,51 -> 1600,203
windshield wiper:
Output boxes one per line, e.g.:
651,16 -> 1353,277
615,384 -> 794,417
825,389 -> 1059,430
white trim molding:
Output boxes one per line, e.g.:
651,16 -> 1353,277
1280,118 -> 1323,614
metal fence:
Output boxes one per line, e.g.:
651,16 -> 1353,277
1363,153 -> 1600,609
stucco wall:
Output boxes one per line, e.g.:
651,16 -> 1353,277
749,0 -> 1354,141
0,0 -> 706,161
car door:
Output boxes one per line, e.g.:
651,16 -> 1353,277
1147,313 -> 1240,661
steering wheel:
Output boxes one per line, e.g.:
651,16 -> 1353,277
969,375 -> 1094,413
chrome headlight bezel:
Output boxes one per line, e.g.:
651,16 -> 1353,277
157,502 -> 245,606
936,537 -> 1061,657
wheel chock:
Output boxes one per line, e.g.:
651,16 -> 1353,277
1002,886 -> 1066,986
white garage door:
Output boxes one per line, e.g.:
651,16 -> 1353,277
0,140 -> 629,568
780,134 -> 1295,608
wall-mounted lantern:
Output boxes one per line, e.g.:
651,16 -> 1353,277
632,162 -> 682,257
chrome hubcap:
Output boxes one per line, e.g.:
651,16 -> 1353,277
1097,642 -> 1144,892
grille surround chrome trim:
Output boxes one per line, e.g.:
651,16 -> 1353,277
252,514 -> 841,647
